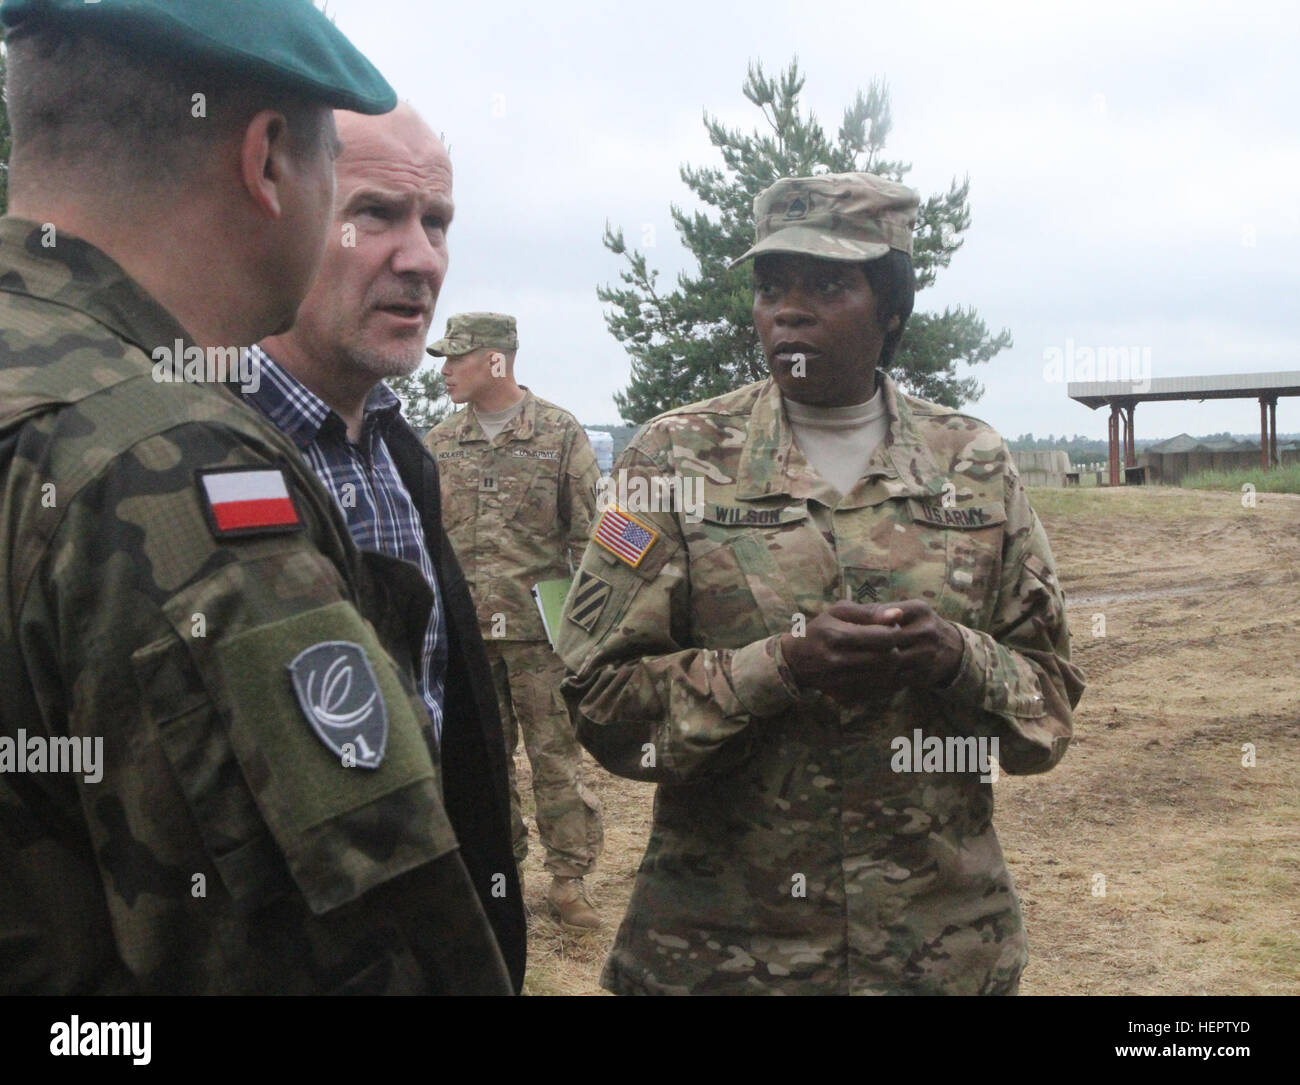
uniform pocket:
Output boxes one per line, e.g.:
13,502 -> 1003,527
941,526 -> 1006,628
903,500 -> 1007,627
495,450 -> 554,531
433,452 -> 478,529
208,601 -> 460,915
131,635 -> 295,913
145,559 -> 463,918
688,532 -> 798,644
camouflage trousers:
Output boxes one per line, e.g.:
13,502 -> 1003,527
486,640 -> 603,877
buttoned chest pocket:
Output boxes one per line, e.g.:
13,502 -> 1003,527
901,499 -> 1007,629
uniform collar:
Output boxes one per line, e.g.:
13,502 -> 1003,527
735,371 -> 948,504
455,386 -> 535,443
244,345 -> 402,449
0,216 -> 193,362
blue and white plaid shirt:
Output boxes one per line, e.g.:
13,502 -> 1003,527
244,346 -> 446,745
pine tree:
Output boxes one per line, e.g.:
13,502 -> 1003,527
599,59 -> 1011,424
387,365 -> 452,437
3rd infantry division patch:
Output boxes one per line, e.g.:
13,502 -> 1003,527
567,570 -> 612,632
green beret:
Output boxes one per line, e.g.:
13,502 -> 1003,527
0,0 -> 397,115
427,312 -> 519,358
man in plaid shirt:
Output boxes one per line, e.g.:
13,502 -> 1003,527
247,102 -> 525,990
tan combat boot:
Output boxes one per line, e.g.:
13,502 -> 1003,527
546,876 -> 602,930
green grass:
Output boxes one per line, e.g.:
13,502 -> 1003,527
1023,485 -> 1243,521
1182,463 -> 1300,494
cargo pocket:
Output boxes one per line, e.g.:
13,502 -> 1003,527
208,600 -> 460,915
131,634 -> 295,913
148,583 -> 462,918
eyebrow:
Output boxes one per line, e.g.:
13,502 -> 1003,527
755,261 -> 846,282
344,187 -> 455,223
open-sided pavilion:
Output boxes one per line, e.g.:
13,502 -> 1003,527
1068,372 -> 1300,485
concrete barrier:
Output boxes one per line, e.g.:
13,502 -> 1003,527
1012,450 -> 1071,487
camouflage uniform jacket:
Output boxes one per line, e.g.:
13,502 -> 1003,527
424,389 -> 600,642
556,374 -> 1085,995
0,218 -> 512,994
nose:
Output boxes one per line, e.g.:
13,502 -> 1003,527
391,215 -> 447,289
771,285 -> 815,328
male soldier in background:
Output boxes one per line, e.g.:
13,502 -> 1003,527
0,0 -> 511,994
249,105 -> 526,987
425,313 -> 605,929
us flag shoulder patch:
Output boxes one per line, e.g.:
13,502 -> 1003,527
567,570 -> 612,632
593,506 -> 658,568
197,467 -> 303,539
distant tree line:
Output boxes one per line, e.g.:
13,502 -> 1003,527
1010,432 -> 1300,457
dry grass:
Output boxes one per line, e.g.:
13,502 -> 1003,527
514,486 -> 1300,995
515,750 -> 652,997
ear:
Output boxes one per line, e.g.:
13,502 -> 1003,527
238,109 -> 291,220
886,313 -> 902,333
489,351 -> 505,366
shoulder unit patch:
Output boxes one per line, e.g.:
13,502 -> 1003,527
566,569 -> 612,632
288,641 -> 388,769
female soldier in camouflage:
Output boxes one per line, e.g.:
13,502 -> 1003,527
556,172 -> 1084,995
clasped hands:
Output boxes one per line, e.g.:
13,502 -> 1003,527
778,600 -> 965,703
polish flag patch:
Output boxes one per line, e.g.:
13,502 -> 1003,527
197,467 -> 303,538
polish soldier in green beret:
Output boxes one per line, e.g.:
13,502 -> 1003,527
0,0 -> 518,994
556,172 -> 1085,994
426,313 -> 606,929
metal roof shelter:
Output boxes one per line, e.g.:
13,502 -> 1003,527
1068,371 -> 1300,485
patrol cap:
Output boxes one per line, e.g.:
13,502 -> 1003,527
427,313 -> 518,358
730,171 -> 919,269
0,0 -> 397,115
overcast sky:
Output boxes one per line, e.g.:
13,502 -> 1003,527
333,0 -> 1299,440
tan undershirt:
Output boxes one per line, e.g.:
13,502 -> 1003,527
474,396 -> 525,442
784,387 -> 889,501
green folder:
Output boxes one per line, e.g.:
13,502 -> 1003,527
531,577 -> 573,649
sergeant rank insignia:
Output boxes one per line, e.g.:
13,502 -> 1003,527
567,570 -> 612,632
288,642 -> 388,769
593,506 -> 658,568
